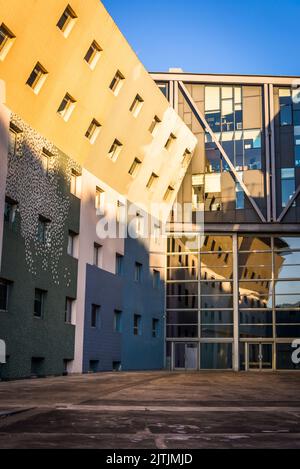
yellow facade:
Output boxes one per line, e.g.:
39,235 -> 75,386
0,0 -> 197,214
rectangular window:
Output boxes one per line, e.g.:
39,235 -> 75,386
157,82 -> 169,99
279,89 -> 293,126
114,310 -> 122,333
116,200 -> 125,224
130,94 -> 144,117
281,168 -> 295,208
67,231 -> 77,257
134,262 -> 143,283
65,298 -> 74,324
116,253 -> 124,276
146,172 -> 159,189
0,279 -> 9,312
26,62 -> 48,94
93,243 -> 103,268
149,116 -> 161,135
37,216 -> 49,244
182,149 -> 192,167
164,185 -> 175,201
95,186 -> 105,215
108,139 -> 123,162
34,289 -> 45,318
57,93 -> 76,121
152,319 -> 159,338
70,170 -> 81,197
165,133 -> 177,150
153,270 -> 161,289
153,224 -> 160,244
41,148 -> 53,175
89,360 -> 99,373
57,5 -> 77,38
133,314 -> 142,336
0,23 -> 15,61
84,40 -> 102,70
4,197 -> 17,224
129,158 -> 142,177
85,119 -> 101,144
91,304 -> 100,328
109,70 -> 125,96
9,122 -> 22,156
236,181 -> 244,210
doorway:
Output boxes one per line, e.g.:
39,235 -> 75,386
246,343 -> 274,371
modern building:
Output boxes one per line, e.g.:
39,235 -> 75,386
0,1 -> 299,380
151,72 -> 300,371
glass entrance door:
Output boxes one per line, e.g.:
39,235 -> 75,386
247,343 -> 273,371
174,343 -> 198,370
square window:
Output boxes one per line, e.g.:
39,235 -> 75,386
165,133 -> 177,150
130,94 -> 144,117
108,139 -> 122,162
114,310 -> 122,333
146,172 -> 159,189
0,23 -> 15,61
34,289 -> 46,318
91,304 -> 101,328
26,62 -> 48,94
109,70 -> 125,96
152,319 -> 159,338
84,40 -> 102,70
116,253 -> 124,276
85,119 -> 101,144
0,279 -> 9,312
93,243 -> 103,268
57,93 -> 76,121
133,314 -> 142,336
134,262 -> 143,283
129,158 -> 142,177
57,5 -> 77,38
149,116 -> 161,135
65,298 -> 74,324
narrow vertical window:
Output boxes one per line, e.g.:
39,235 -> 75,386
34,289 -> 46,318
0,23 -> 15,61
149,116 -> 161,135
85,119 -> 101,144
165,133 -> 177,150
65,298 -> 74,324
130,94 -> 144,117
108,139 -> 123,162
95,187 -> 105,215
26,62 -> 48,94
109,70 -> 125,96
70,169 -> 81,197
57,5 -> 77,38
57,93 -> 76,121
146,173 -> 159,189
93,243 -> 103,268
84,40 -> 102,70
281,168 -> 295,207
133,314 -> 142,336
128,158 -> 142,177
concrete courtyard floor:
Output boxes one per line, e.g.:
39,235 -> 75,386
0,371 -> 300,449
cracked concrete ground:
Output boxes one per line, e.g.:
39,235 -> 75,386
0,371 -> 300,449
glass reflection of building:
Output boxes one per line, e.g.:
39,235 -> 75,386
153,73 -> 300,371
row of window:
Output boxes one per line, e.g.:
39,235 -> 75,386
0,280 -> 161,338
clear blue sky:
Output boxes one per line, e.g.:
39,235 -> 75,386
102,0 -> 300,76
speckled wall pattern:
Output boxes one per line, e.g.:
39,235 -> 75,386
6,114 -> 81,286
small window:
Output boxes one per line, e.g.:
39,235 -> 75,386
133,314 -> 142,336
65,298 -> 74,324
37,216 -> 49,244
57,93 -> 76,121
0,23 -> 15,61
164,185 -> 175,201
109,70 -> 125,96
8,123 -> 22,156
114,310 -> 122,333
116,253 -> 124,276
91,304 -> 101,328
41,148 -> 53,175
281,168 -> 296,208
34,289 -> 46,318
149,116 -> 161,135
108,139 -> 122,162
130,94 -> 144,117
95,187 -> 105,215
153,270 -> 160,289
0,279 -> 9,312
113,361 -> 122,371
165,133 -> 177,150
93,243 -> 103,268
128,158 -> 142,177
70,169 -> 81,197
146,172 -> 159,189
85,119 -> 101,144
134,262 -> 143,283
57,5 -> 77,38
84,40 -> 102,70
182,149 -> 192,166
26,62 -> 48,94
89,360 -> 99,373
67,231 -> 78,257
152,319 -> 159,338
116,200 -> 125,224
153,224 -> 160,244
236,181 -> 244,210
4,197 -> 17,225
